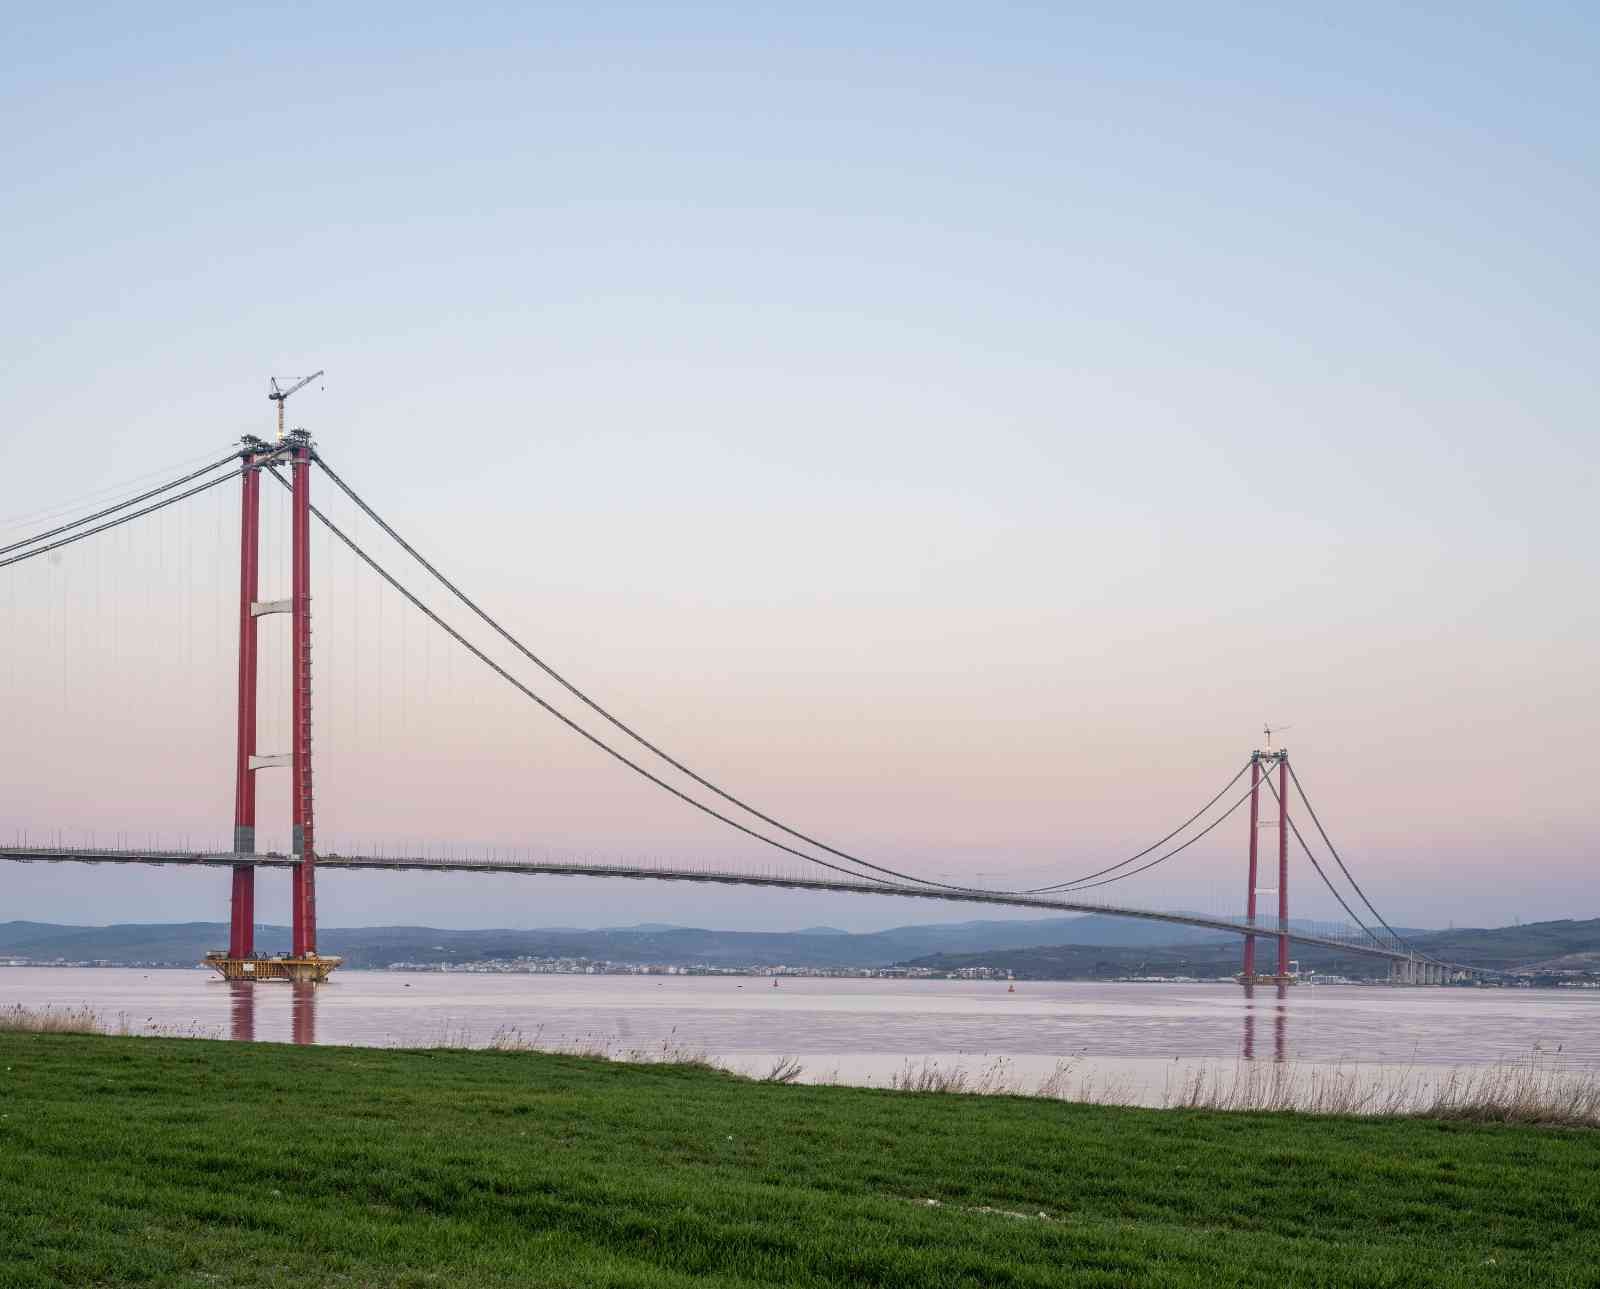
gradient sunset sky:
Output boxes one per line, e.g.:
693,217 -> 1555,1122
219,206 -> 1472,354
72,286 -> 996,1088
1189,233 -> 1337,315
2,3 -> 1595,932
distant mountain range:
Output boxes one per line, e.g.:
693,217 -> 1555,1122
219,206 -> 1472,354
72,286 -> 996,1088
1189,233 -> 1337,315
0,913 -> 1230,970
1,915 -> 1592,977
899,920 -> 1600,980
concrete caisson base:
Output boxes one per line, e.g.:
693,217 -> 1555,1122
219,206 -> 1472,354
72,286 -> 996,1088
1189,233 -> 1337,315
203,953 -> 342,983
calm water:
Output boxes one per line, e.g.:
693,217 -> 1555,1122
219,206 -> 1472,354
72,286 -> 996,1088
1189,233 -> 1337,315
6,968 -> 1597,1090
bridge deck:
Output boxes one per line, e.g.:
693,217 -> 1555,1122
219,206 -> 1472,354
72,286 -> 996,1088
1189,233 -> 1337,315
0,845 -> 1432,965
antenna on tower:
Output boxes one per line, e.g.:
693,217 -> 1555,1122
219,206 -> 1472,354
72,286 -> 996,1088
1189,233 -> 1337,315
267,370 -> 325,441
1263,722 -> 1293,752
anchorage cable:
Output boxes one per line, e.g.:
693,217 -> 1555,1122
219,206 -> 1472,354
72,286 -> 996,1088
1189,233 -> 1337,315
311,451 -> 998,893
0,467 -> 242,572
0,450 -> 242,558
1022,760 -> 1252,893
1288,762 -> 1418,951
270,468 -> 985,892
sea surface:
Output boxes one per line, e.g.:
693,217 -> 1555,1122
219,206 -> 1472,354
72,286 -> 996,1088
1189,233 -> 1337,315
5,968 -> 1596,1104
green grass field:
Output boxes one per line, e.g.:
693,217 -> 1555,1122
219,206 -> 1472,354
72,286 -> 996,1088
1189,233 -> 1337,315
2,1034 -> 1597,1287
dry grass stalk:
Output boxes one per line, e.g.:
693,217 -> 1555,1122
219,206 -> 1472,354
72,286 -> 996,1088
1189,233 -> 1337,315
759,1055 -> 805,1084
478,1024 -> 718,1071
1162,1054 -> 1600,1127
890,1057 -> 1026,1095
0,1004 -> 123,1035
1421,1060 -> 1600,1127
0,1005 -> 218,1040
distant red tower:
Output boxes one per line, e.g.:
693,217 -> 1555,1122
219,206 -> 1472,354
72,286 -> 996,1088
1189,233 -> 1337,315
1240,747 -> 1290,985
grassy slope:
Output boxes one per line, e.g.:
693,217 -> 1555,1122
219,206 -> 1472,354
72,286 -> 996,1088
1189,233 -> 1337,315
2,1035 -> 1598,1288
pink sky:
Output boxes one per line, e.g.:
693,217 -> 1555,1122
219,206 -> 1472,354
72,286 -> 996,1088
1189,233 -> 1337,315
3,5 -> 1596,932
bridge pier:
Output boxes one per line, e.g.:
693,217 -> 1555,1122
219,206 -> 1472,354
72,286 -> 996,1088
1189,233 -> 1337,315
1388,957 -> 1449,985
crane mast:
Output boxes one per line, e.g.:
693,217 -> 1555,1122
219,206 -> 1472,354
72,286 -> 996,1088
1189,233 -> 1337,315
268,371 -> 325,440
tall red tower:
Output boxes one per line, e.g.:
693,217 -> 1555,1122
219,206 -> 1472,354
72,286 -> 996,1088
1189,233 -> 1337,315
1240,746 -> 1290,985
208,398 -> 338,985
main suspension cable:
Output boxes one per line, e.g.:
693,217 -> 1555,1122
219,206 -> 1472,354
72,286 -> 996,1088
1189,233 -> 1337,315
1260,774 -> 1398,952
0,466 -> 242,572
1021,760 -> 1252,893
272,467 -> 997,892
0,450 -> 242,559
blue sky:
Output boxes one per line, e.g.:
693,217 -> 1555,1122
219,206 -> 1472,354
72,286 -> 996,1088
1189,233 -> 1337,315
1,3 -> 1596,931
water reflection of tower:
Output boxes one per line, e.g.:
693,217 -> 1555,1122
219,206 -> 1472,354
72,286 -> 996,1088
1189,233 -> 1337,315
1241,984 -> 1288,1063
291,983 -> 317,1046
228,981 -> 256,1042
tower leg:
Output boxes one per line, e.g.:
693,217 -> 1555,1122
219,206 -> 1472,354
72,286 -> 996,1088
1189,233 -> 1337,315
229,454 -> 260,960
290,442 -> 317,958
1243,756 -> 1260,981
1276,756 -> 1290,979
228,865 -> 255,958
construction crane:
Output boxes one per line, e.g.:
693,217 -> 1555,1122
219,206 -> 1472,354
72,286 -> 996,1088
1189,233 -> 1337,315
267,371 -> 325,440
1262,722 -> 1293,751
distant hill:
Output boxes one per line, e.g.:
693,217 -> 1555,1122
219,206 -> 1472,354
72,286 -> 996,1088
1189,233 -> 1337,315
1409,919 -> 1600,972
897,918 -> 1600,980
0,914 -> 1228,970
0,922 -> 293,964
3,915 -> 1590,976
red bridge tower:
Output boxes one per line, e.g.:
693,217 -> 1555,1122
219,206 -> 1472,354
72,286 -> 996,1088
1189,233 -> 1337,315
206,390 -> 339,983
1239,747 -> 1290,986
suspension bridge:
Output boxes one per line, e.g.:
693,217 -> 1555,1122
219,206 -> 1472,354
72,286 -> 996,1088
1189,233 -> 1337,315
0,387 -> 1471,986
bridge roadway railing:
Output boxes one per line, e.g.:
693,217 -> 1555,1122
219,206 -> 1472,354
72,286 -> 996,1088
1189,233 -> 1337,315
0,842 -> 1428,965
